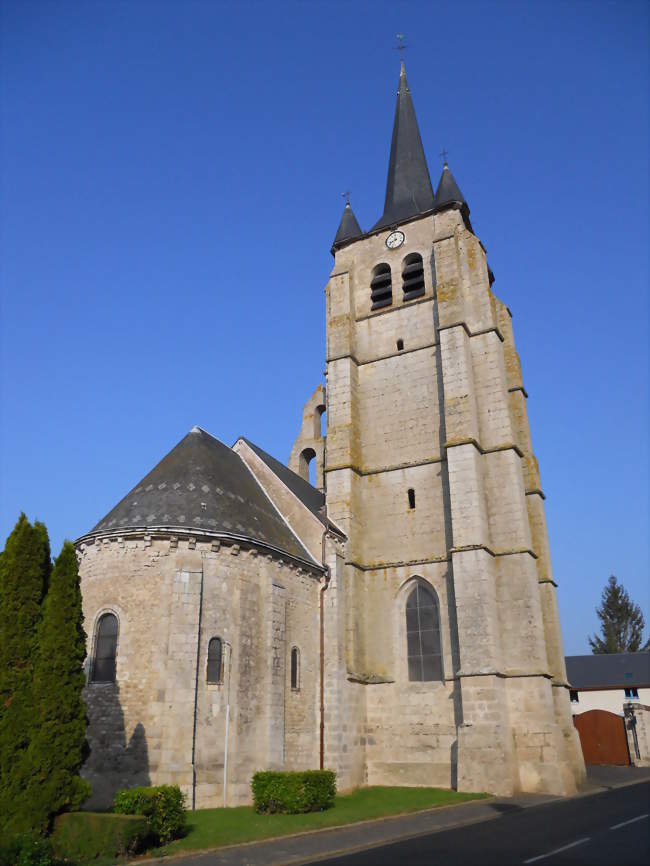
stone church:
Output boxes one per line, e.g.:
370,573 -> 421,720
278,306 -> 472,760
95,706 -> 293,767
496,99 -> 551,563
76,63 -> 585,808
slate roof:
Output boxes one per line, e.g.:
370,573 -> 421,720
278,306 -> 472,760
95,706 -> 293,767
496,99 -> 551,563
241,438 -> 327,525
566,653 -> 650,690
434,162 -> 468,212
81,427 -> 318,565
371,63 -> 435,232
332,201 -> 363,252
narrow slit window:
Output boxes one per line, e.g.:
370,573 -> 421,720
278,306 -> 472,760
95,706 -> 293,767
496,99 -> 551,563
92,612 -> 118,683
397,339 -> 404,351
207,637 -> 223,684
406,583 -> 443,682
370,263 -> 392,310
291,646 -> 300,690
402,253 -> 425,301
570,690 -> 579,703
408,488 -> 416,509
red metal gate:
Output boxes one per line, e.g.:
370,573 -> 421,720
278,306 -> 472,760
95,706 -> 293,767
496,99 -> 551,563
573,710 -> 630,765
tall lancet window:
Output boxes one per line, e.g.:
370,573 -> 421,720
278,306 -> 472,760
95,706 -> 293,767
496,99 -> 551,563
91,612 -> 118,683
406,583 -> 443,682
207,637 -> 223,684
370,263 -> 392,309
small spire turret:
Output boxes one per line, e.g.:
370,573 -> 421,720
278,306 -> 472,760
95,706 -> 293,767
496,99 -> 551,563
331,200 -> 363,253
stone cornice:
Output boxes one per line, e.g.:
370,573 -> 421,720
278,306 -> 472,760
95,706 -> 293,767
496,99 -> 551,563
326,340 -> 439,368
345,554 -> 450,571
456,669 -> 553,680
75,527 -> 325,576
451,543 -> 538,560
444,437 -> 524,459
355,293 -> 433,323
438,320 -> 505,343
325,455 -> 444,476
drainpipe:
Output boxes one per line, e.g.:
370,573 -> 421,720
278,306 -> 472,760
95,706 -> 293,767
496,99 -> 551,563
222,641 -> 233,807
191,568 -> 205,811
320,530 -> 330,770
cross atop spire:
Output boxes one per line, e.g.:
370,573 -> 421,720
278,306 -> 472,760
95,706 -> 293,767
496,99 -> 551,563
371,63 -> 435,232
440,147 -> 449,166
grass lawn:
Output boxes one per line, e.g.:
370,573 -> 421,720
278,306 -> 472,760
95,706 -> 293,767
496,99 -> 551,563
154,786 -> 488,855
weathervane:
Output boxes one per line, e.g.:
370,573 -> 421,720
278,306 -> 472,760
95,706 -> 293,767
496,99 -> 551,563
394,33 -> 407,58
440,147 -> 449,165
342,190 -> 351,204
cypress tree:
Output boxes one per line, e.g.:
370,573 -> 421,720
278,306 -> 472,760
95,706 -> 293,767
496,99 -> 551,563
0,514 -> 51,836
25,541 -> 90,831
589,575 -> 648,653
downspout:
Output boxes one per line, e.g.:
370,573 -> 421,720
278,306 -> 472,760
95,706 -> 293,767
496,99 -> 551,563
191,568 -> 205,811
320,530 -> 330,770
223,641 -> 233,807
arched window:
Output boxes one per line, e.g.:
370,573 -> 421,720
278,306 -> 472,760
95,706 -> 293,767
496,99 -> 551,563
92,612 -> 118,683
298,447 -> 316,485
290,646 -> 300,690
405,583 -> 442,682
207,637 -> 223,684
402,253 -> 425,300
370,263 -> 392,310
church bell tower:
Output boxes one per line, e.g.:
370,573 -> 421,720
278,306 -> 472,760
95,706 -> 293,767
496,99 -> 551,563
320,62 -> 585,796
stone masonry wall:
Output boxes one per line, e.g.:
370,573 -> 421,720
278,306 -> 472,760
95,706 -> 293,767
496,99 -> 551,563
78,534 -> 321,808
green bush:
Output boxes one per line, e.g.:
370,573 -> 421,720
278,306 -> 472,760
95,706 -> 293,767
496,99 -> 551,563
0,832 -> 62,866
51,812 -> 150,860
251,770 -> 336,814
113,785 -> 186,844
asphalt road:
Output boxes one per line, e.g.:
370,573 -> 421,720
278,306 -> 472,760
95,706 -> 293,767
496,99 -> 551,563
312,782 -> 650,866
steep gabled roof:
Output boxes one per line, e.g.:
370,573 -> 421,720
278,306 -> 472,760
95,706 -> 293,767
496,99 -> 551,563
332,201 -> 363,252
80,426 -> 317,565
371,63 -> 435,232
566,653 -> 650,690
241,437 -> 326,525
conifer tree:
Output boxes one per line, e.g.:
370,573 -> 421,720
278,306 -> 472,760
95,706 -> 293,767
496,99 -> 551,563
0,514 -> 51,835
25,541 -> 90,831
589,575 -> 649,654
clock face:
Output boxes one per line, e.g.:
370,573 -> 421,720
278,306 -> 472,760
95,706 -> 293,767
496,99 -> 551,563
386,230 -> 405,249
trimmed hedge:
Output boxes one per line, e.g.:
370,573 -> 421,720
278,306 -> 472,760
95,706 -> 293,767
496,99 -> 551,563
113,785 -> 186,844
251,770 -> 336,814
51,812 -> 150,860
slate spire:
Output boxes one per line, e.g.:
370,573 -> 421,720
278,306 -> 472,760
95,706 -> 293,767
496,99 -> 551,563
372,62 -> 435,232
434,160 -> 468,212
332,200 -> 363,252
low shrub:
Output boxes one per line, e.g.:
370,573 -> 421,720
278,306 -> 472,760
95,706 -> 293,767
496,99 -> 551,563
0,832 -> 62,866
51,812 -> 150,860
113,785 -> 186,844
251,770 -> 336,814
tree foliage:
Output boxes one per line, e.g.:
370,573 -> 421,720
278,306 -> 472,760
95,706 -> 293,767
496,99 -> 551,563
25,542 -> 90,831
0,514 -> 51,835
0,518 -> 89,837
589,575 -> 649,654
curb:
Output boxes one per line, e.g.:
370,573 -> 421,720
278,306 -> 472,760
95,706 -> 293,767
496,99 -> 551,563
136,776 -> 650,866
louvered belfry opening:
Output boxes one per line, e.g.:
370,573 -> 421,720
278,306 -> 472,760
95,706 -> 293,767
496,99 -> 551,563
370,263 -> 392,310
402,253 -> 425,300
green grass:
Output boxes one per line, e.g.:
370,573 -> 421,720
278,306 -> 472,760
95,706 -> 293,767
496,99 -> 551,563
154,786 -> 488,855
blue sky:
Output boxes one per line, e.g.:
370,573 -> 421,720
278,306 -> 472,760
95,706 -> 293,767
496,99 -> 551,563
1,0 -> 647,654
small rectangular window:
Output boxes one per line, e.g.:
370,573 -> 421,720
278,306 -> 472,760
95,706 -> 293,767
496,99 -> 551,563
570,689 -> 579,703
397,339 -> 404,351
408,488 -> 416,509
624,687 -> 639,699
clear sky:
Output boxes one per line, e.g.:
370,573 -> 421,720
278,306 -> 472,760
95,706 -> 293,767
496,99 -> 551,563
1,0 -> 647,655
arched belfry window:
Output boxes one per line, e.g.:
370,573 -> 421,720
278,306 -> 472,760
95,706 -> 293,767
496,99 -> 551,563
207,637 -> 223,684
370,263 -> 392,310
91,612 -> 118,683
290,646 -> 300,690
406,583 -> 443,682
402,253 -> 425,300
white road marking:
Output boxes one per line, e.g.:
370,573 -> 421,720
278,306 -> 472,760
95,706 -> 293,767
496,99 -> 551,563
523,837 -> 591,864
610,813 -> 649,830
